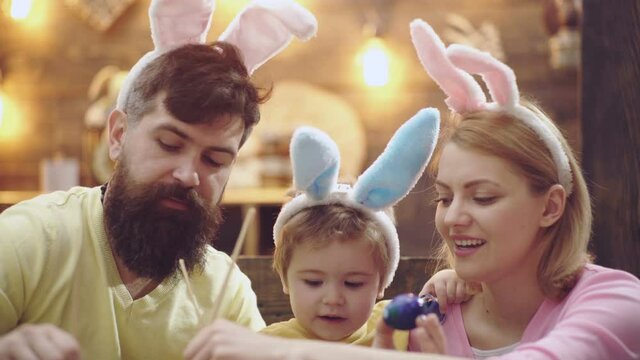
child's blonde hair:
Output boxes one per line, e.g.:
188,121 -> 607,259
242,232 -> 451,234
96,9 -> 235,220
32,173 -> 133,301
273,200 -> 394,290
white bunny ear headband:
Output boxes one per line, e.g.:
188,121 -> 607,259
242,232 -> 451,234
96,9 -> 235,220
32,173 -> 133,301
273,108 -> 440,289
410,19 -> 573,196
116,0 -> 318,110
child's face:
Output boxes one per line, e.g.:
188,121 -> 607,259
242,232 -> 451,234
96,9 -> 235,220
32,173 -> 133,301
283,238 -> 383,341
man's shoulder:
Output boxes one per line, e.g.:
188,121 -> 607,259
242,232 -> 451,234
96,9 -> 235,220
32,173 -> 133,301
0,186 -> 103,246
3,186 -> 101,214
202,245 -> 232,265
200,247 -> 251,283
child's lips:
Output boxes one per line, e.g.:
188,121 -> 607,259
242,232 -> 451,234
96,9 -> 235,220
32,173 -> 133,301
318,315 -> 346,322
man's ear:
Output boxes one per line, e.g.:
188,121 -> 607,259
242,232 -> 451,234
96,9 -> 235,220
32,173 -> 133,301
280,276 -> 289,295
107,109 -> 127,161
540,184 -> 566,228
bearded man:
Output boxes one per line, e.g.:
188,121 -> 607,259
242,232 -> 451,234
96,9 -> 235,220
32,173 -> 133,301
0,41 -> 266,360
0,0 -> 318,354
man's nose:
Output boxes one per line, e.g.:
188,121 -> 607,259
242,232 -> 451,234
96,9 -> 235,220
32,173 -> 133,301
173,161 -> 200,188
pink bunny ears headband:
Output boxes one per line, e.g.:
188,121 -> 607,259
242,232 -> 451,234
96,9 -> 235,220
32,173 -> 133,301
410,19 -> 573,196
116,0 -> 317,110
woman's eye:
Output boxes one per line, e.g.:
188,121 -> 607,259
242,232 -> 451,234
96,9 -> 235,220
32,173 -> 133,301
474,196 -> 497,205
434,197 -> 452,207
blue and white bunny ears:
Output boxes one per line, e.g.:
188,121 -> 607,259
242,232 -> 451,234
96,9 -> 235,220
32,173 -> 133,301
116,0 -> 317,110
410,19 -> 573,195
273,108 -> 440,289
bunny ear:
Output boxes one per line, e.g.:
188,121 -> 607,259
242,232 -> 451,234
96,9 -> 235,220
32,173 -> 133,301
116,0 -> 216,111
150,0 -> 215,52
352,108 -> 440,210
290,127 -> 340,201
446,44 -> 518,107
410,19 -> 485,113
219,0 -> 318,75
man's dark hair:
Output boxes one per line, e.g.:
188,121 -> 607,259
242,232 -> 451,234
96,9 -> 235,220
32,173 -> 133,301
123,42 -> 269,145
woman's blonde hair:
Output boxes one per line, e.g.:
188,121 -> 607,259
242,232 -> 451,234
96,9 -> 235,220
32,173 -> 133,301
430,100 -> 592,299
273,202 -> 393,290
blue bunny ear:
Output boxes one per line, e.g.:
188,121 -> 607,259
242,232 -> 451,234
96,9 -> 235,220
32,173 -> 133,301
352,108 -> 440,210
290,126 -> 340,201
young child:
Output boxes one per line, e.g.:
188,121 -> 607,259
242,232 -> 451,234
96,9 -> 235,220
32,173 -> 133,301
260,107 -> 441,349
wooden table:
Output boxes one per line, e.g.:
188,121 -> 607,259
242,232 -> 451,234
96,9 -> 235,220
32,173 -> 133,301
0,187 -> 289,255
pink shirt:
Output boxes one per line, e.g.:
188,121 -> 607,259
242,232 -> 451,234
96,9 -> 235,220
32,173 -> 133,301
422,264 -> 640,359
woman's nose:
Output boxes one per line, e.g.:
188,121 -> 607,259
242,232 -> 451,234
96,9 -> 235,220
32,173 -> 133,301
443,199 -> 472,227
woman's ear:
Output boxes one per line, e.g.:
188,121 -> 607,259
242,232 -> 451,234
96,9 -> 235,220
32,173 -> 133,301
108,109 -> 127,161
540,184 -> 566,228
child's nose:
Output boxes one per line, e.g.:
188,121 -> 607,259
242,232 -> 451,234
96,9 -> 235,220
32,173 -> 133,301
322,286 -> 345,306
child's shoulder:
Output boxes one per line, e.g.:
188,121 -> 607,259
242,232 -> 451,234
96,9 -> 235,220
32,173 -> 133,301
260,318 -> 311,339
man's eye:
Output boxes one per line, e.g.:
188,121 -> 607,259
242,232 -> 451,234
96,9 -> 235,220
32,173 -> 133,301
203,156 -> 223,168
158,140 -> 180,151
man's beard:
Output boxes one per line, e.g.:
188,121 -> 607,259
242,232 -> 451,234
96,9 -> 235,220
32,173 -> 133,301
103,161 -> 223,280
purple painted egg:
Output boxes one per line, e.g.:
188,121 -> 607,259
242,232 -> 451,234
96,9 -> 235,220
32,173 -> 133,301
383,293 -> 445,330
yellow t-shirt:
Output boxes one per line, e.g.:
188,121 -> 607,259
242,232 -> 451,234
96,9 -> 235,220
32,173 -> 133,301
0,186 -> 265,359
261,300 -> 409,350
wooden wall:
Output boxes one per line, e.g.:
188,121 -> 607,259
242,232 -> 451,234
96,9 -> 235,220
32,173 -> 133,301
0,0 -> 579,256
581,0 -> 640,276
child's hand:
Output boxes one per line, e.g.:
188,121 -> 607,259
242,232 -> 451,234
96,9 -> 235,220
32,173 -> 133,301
418,269 -> 480,313
372,317 -> 396,349
410,314 -> 447,354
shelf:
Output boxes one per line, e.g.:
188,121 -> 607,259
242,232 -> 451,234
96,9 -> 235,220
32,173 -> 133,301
0,187 -> 289,206
0,191 -> 42,206
222,187 -> 289,205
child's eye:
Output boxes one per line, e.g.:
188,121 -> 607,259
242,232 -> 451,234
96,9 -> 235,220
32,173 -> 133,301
345,281 -> 364,289
303,280 -> 322,287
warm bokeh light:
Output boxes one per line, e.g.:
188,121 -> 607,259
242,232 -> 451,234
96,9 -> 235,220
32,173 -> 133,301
10,0 -> 32,20
0,93 -> 26,142
0,92 -> 4,128
361,37 -> 390,87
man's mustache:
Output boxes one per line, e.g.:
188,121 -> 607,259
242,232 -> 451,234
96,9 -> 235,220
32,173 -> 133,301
154,183 -> 204,210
